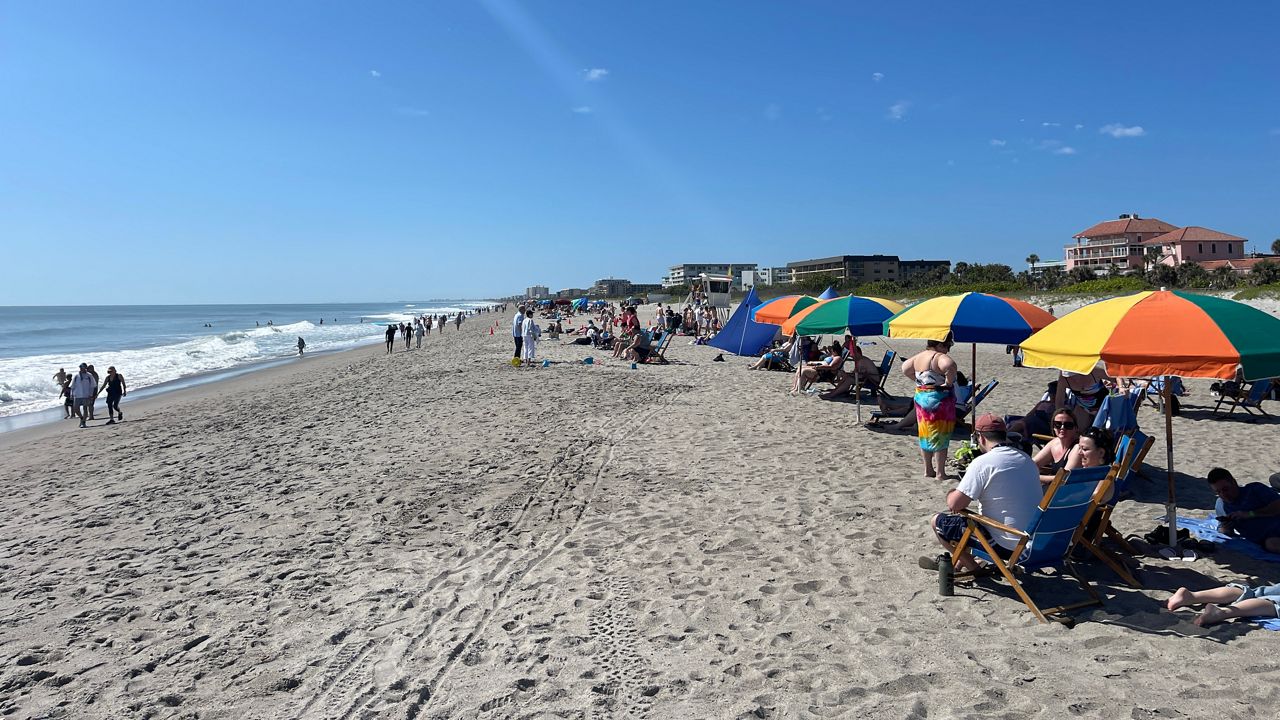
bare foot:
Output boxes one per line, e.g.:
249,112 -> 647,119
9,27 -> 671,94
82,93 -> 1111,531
1195,604 -> 1229,627
924,470 -> 937,479
1167,587 -> 1194,612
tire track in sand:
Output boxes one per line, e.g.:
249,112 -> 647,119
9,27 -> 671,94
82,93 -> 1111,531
292,387 -> 683,720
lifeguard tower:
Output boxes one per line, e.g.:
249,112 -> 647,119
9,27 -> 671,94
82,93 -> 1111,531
686,273 -> 733,325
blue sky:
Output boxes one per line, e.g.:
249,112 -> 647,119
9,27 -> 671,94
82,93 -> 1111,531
3,1 -> 1278,304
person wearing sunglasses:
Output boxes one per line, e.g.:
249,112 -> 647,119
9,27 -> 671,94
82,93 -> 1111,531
1032,408 -> 1081,485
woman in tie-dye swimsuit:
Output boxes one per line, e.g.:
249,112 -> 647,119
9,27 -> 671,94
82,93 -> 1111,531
903,337 -> 958,479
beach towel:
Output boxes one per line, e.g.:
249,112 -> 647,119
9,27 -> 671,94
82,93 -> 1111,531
914,386 -> 955,452
1169,515 -> 1280,563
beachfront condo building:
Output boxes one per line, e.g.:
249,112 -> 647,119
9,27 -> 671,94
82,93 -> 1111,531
525,285 -> 550,299
663,263 -> 758,290
1065,214 -> 1177,273
785,255 -> 948,285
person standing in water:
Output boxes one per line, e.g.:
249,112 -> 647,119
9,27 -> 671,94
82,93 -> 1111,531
101,366 -> 126,423
297,337 -> 306,355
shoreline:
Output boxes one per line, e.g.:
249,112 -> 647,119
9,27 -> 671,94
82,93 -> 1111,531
0,339 -> 383,441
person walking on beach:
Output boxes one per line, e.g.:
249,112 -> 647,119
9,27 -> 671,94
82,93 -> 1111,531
384,323 -> 396,354
70,363 -> 96,429
455,312 -> 462,331
414,320 -> 424,349
297,337 -> 306,356
60,377 -> 73,419
100,366 -> 126,423
512,305 -> 525,359
86,364 -> 100,419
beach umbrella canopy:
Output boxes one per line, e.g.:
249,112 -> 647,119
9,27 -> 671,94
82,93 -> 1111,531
883,292 -> 1057,345
782,295 -> 906,336
817,286 -> 840,300
752,295 -> 821,326
1020,289 -> 1280,553
1020,290 -> 1280,380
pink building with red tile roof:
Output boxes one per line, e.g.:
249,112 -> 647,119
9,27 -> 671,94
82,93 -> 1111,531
1065,214 -> 1178,272
1142,226 -> 1246,266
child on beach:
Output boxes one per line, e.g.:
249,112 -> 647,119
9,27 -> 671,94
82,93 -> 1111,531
1167,582 -> 1280,627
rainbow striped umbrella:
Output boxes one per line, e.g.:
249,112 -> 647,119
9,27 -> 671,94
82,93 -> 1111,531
782,295 -> 905,336
1019,290 -> 1280,380
1020,289 -> 1280,553
752,295 -> 821,326
883,292 -> 1056,345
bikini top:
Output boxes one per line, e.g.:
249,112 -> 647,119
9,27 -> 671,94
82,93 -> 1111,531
915,352 -> 947,386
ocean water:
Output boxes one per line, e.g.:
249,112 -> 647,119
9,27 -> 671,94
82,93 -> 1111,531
0,301 -> 495,418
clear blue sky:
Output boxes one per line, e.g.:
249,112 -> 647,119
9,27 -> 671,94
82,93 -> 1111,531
4,1 -> 1278,304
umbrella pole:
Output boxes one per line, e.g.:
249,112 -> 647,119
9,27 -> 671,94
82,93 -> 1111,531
1163,382 -> 1178,552
971,343 -> 977,387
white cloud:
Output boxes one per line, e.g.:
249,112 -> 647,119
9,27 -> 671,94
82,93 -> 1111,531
887,100 -> 909,121
1100,123 -> 1145,138
872,72 -> 884,83
989,138 -> 1007,147
1041,121 -> 1061,127
1074,123 -> 1084,130
1054,146 -> 1078,155
583,68 -> 609,82
764,103 -> 781,121
572,106 -> 593,114
369,70 -> 381,78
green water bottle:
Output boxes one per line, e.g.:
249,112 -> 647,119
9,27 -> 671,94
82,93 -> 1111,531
938,554 -> 954,596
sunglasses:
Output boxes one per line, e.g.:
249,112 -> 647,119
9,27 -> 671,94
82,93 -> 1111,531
1053,421 -> 1077,430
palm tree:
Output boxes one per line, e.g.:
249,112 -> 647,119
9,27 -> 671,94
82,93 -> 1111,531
1144,246 -> 1163,272
1024,254 -> 1040,289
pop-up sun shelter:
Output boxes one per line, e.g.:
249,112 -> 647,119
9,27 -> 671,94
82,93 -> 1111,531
709,287 -> 779,356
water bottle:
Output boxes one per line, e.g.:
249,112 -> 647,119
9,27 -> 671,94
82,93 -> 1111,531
938,555 -> 954,596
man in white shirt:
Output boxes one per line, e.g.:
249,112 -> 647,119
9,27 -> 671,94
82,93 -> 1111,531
70,362 -> 97,429
512,305 -> 525,360
924,413 -> 1042,572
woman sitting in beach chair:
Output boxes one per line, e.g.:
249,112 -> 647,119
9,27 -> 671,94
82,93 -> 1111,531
792,341 -> 845,394
749,335 -> 796,372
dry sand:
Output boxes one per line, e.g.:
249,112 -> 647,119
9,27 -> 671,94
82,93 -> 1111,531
1,306 -> 1278,720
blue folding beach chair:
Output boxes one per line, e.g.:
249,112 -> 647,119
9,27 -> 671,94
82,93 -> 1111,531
939,464 -> 1115,624
1213,378 -> 1272,418
957,379 -> 998,421
1075,432 -> 1153,587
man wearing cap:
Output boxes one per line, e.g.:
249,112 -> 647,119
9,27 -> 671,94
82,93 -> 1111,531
70,363 -> 98,429
923,413 -> 1042,573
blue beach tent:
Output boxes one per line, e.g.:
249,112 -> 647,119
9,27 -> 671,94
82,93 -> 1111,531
709,288 -> 779,356
818,286 -> 840,300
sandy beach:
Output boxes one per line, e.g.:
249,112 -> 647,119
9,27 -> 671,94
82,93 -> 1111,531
2,306 -> 1278,720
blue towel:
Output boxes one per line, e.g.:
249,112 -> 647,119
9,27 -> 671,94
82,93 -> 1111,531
1170,515 -> 1280,562
1094,391 -> 1138,433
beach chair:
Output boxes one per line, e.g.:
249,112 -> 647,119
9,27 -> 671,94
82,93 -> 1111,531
938,464 -> 1115,624
1213,378 -> 1272,418
871,350 -> 897,396
1072,432 -> 1153,587
646,331 -> 674,365
956,379 -> 998,422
